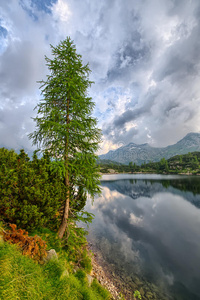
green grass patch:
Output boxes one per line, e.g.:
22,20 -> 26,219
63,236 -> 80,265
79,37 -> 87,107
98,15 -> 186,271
0,240 -> 111,300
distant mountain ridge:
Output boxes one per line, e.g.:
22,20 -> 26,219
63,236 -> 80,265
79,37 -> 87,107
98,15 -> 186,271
99,133 -> 200,165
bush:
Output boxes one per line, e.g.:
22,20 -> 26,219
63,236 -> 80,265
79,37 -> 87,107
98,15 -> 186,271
2,224 -> 47,261
0,148 -> 65,231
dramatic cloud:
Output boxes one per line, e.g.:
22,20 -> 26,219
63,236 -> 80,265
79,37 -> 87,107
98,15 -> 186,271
0,0 -> 200,154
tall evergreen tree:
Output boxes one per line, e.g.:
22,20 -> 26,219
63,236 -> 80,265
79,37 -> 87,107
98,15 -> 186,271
29,37 -> 101,239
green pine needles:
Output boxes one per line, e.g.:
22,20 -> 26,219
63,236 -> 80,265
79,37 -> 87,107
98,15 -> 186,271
29,37 -> 102,238
0,148 -> 65,231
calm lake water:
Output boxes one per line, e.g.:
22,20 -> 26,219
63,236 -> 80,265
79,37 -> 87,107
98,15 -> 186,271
85,174 -> 200,300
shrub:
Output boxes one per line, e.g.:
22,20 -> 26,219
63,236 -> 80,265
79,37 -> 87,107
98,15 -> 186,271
0,148 -> 65,231
2,224 -> 47,261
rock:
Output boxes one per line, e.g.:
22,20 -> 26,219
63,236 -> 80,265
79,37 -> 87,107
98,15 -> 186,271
87,274 -> 93,287
61,269 -> 69,278
73,266 -> 79,273
44,249 -> 58,262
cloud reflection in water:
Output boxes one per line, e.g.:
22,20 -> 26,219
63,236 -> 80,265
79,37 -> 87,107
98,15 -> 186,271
85,177 -> 200,299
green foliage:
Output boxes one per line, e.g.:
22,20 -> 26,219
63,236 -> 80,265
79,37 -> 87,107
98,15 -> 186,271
44,258 -> 65,279
167,151 -> 200,173
74,269 -> 87,282
31,226 -> 92,273
99,151 -> 200,175
0,147 -> 94,292
119,292 -> 126,299
0,147 -> 95,238
91,279 -> 111,299
31,228 -> 63,253
0,148 -> 65,231
64,222 -> 93,273
29,37 -> 102,238
134,290 -> 142,299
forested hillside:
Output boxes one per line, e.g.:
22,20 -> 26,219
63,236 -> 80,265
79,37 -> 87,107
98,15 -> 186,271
99,152 -> 200,175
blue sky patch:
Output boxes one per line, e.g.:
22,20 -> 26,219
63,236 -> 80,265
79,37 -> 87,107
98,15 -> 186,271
31,0 -> 57,14
0,24 -> 8,54
19,0 -> 38,21
19,0 -> 57,19
0,25 -> 7,38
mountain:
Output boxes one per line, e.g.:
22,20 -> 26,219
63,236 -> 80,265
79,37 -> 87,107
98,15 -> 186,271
99,132 -> 200,165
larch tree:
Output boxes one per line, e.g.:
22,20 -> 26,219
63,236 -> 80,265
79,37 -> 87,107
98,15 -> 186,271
29,37 -> 102,239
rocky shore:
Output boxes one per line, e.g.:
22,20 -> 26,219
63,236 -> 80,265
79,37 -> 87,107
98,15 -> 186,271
88,243 -> 169,300
90,252 -> 120,299
88,243 -> 136,300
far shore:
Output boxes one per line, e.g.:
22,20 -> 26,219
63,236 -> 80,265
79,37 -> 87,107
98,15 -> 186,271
100,171 -> 200,176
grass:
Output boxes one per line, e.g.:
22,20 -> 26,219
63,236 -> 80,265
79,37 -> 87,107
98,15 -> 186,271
0,234 -> 111,300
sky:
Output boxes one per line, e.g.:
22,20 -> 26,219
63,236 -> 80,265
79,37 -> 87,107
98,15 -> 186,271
1,0 -> 200,155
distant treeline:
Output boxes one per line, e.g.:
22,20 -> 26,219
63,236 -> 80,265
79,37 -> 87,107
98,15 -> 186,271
98,152 -> 200,175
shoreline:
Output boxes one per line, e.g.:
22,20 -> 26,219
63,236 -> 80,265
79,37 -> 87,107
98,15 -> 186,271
89,249 -> 120,299
100,171 -> 199,176
88,243 -> 136,300
88,243 -> 170,300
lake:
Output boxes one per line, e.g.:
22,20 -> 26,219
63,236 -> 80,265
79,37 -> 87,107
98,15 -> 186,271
85,174 -> 200,300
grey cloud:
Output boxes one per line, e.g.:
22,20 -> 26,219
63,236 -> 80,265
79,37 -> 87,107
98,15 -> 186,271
153,3 -> 200,83
1,0 -> 200,153
113,94 -> 155,128
114,108 -> 146,128
102,91 -> 156,145
100,0 -> 200,148
169,0 -> 198,16
0,102 -> 36,150
155,54 -> 196,83
0,1 -> 52,151
154,38 -> 200,84
107,41 -> 150,83
72,0 -> 151,82
0,41 -> 36,95
103,126 -> 138,146
113,91 -> 156,127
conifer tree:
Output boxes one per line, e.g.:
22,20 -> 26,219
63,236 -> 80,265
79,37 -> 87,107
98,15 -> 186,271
29,37 -> 101,239
0,148 -> 64,230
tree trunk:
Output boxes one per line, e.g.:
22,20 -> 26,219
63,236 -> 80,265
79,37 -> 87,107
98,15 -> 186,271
57,94 -> 70,239
58,170 -> 70,239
